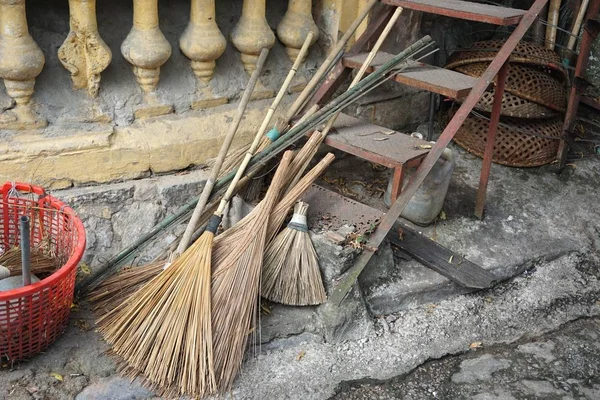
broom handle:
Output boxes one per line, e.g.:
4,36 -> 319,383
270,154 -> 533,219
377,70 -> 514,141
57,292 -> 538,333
274,0 -> 378,133
286,7 -> 404,189
214,35 -> 314,217
175,48 -> 270,257
545,0 -> 561,50
567,0 -> 590,51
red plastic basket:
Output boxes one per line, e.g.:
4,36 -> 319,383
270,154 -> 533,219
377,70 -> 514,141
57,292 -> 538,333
0,182 -> 85,364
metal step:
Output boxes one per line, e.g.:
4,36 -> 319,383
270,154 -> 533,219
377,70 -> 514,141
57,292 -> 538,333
382,0 -> 526,25
342,52 -> 480,99
319,113 -> 430,169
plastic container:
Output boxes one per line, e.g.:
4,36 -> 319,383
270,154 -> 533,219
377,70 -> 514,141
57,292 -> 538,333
385,146 -> 455,226
0,182 -> 85,364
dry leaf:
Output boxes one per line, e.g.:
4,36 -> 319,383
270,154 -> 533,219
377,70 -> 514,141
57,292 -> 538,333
449,255 -> 454,263
50,373 -> 63,382
74,320 -> 90,331
79,263 -> 91,275
380,129 -> 395,135
296,350 -> 306,361
439,210 -> 447,220
469,341 -> 483,349
416,144 -> 433,149
373,137 -> 389,141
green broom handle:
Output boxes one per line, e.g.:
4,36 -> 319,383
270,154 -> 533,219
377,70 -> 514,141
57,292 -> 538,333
174,48 -> 270,257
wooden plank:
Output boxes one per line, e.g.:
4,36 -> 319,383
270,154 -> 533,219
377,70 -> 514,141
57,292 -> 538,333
389,223 -> 497,289
343,52 -> 478,99
323,113 -> 430,169
382,0 -> 526,26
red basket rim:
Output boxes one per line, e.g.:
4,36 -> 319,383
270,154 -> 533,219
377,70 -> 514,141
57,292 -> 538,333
0,182 -> 86,301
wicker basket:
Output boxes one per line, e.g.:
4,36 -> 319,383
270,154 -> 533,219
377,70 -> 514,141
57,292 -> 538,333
460,87 -> 557,119
446,39 -> 567,79
453,62 -> 567,113
452,112 -> 563,167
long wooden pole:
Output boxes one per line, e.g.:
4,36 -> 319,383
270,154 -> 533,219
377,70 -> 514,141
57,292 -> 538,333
545,0 -> 561,50
567,0 -> 590,51
273,0 -> 378,133
215,34 -> 314,217
174,48 -> 269,258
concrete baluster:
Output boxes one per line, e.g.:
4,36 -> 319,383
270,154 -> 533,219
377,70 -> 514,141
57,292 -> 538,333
121,0 -> 173,119
277,0 -> 318,62
180,0 -> 228,109
231,0 -> 275,99
58,0 -> 112,98
0,0 -> 47,130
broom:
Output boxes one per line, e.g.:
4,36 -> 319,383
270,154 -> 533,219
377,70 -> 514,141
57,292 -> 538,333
262,201 -> 325,305
82,31 -> 427,296
89,48 -> 270,316
209,151 -> 292,393
89,34 -> 312,315
96,48 -> 271,398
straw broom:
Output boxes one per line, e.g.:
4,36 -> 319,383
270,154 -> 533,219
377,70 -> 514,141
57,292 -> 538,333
89,38 -> 314,314
96,49 -> 271,398
89,48 -> 270,317
209,151 -> 293,393
262,201 -> 325,305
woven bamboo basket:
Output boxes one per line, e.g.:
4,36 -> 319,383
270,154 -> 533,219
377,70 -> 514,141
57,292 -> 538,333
452,112 -> 562,167
461,87 -> 558,119
446,40 -> 567,80
453,62 -> 567,113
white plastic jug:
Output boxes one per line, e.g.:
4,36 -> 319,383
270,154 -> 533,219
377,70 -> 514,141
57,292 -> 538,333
384,144 -> 455,226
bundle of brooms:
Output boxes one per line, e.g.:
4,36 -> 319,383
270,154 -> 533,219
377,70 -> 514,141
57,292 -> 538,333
86,20 -> 436,400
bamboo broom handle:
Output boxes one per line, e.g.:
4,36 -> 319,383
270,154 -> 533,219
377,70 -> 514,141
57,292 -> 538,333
278,0 -> 378,129
546,0 -> 561,50
252,33 -> 314,152
214,34 -> 314,217
175,48 -> 270,256
286,7 -> 404,189
567,0 -> 590,51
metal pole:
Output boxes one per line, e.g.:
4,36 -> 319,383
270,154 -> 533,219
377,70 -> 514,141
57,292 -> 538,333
20,216 -> 31,286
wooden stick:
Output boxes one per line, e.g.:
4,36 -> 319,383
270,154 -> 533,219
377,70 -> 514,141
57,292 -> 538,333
287,7 -> 404,187
546,0 -> 562,50
174,48 -> 270,258
275,0 -> 378,133
567,0 -> 590,51
213,34 -> 314,219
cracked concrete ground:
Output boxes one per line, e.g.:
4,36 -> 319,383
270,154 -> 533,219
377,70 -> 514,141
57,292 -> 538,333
331,317 -> 600,400
1,147 -> 599,399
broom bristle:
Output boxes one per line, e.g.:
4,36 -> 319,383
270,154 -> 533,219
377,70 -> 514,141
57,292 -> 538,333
210,151 -> 293,392
96,230 -> 217,398
88,261 -> 165,314
262,201 -> 326,306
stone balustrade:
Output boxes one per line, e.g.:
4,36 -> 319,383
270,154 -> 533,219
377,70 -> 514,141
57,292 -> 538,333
0,0 -> 323,129
0,0 -> 425,190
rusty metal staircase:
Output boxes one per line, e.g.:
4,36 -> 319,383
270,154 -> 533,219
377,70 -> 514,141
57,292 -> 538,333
302,0 -> 551,304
